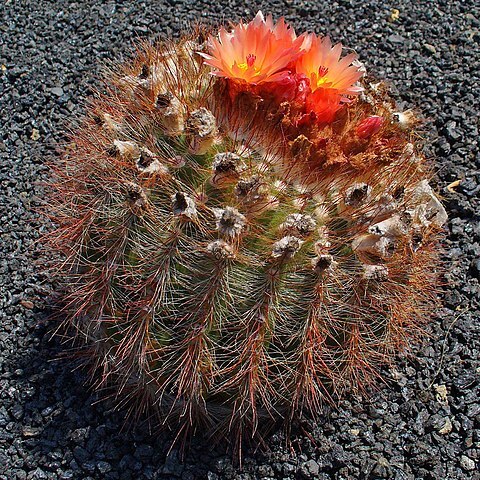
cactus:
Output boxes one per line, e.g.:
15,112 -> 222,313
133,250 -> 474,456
48,12 -> 447,447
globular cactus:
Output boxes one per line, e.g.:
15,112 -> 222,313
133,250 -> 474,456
48,12 -> 447,447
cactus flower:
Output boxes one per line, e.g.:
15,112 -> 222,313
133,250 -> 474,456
202,11 -> 304,84
296,34 -> 364,121
296,34 -> 364,98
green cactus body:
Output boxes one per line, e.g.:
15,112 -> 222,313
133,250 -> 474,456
49,29 -> 446,445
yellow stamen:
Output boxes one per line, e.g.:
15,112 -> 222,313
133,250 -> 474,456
316,77 -> 331,88
313,66 -> 330,88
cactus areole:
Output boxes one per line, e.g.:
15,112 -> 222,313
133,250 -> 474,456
49,12 -> 447,447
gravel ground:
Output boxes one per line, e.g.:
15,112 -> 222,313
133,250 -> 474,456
1,0 -> 479,479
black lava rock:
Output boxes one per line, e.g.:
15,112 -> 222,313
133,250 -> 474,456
0,1 -> 478,479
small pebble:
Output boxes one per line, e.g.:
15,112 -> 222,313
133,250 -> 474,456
438,417 -> 453,435
460,455 -> 476,471
50,87 -> 64,96
20,300 -> 34,309
423,43 -> 437,54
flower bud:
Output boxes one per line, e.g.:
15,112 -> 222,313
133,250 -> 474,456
355,115 -> 384,139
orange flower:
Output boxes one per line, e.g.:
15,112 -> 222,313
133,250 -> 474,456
202,11 -> 304,84
296,34 -> 364,99
296,34 -> 364,121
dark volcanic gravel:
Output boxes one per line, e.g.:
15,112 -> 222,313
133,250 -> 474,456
1,0 -> 479,479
